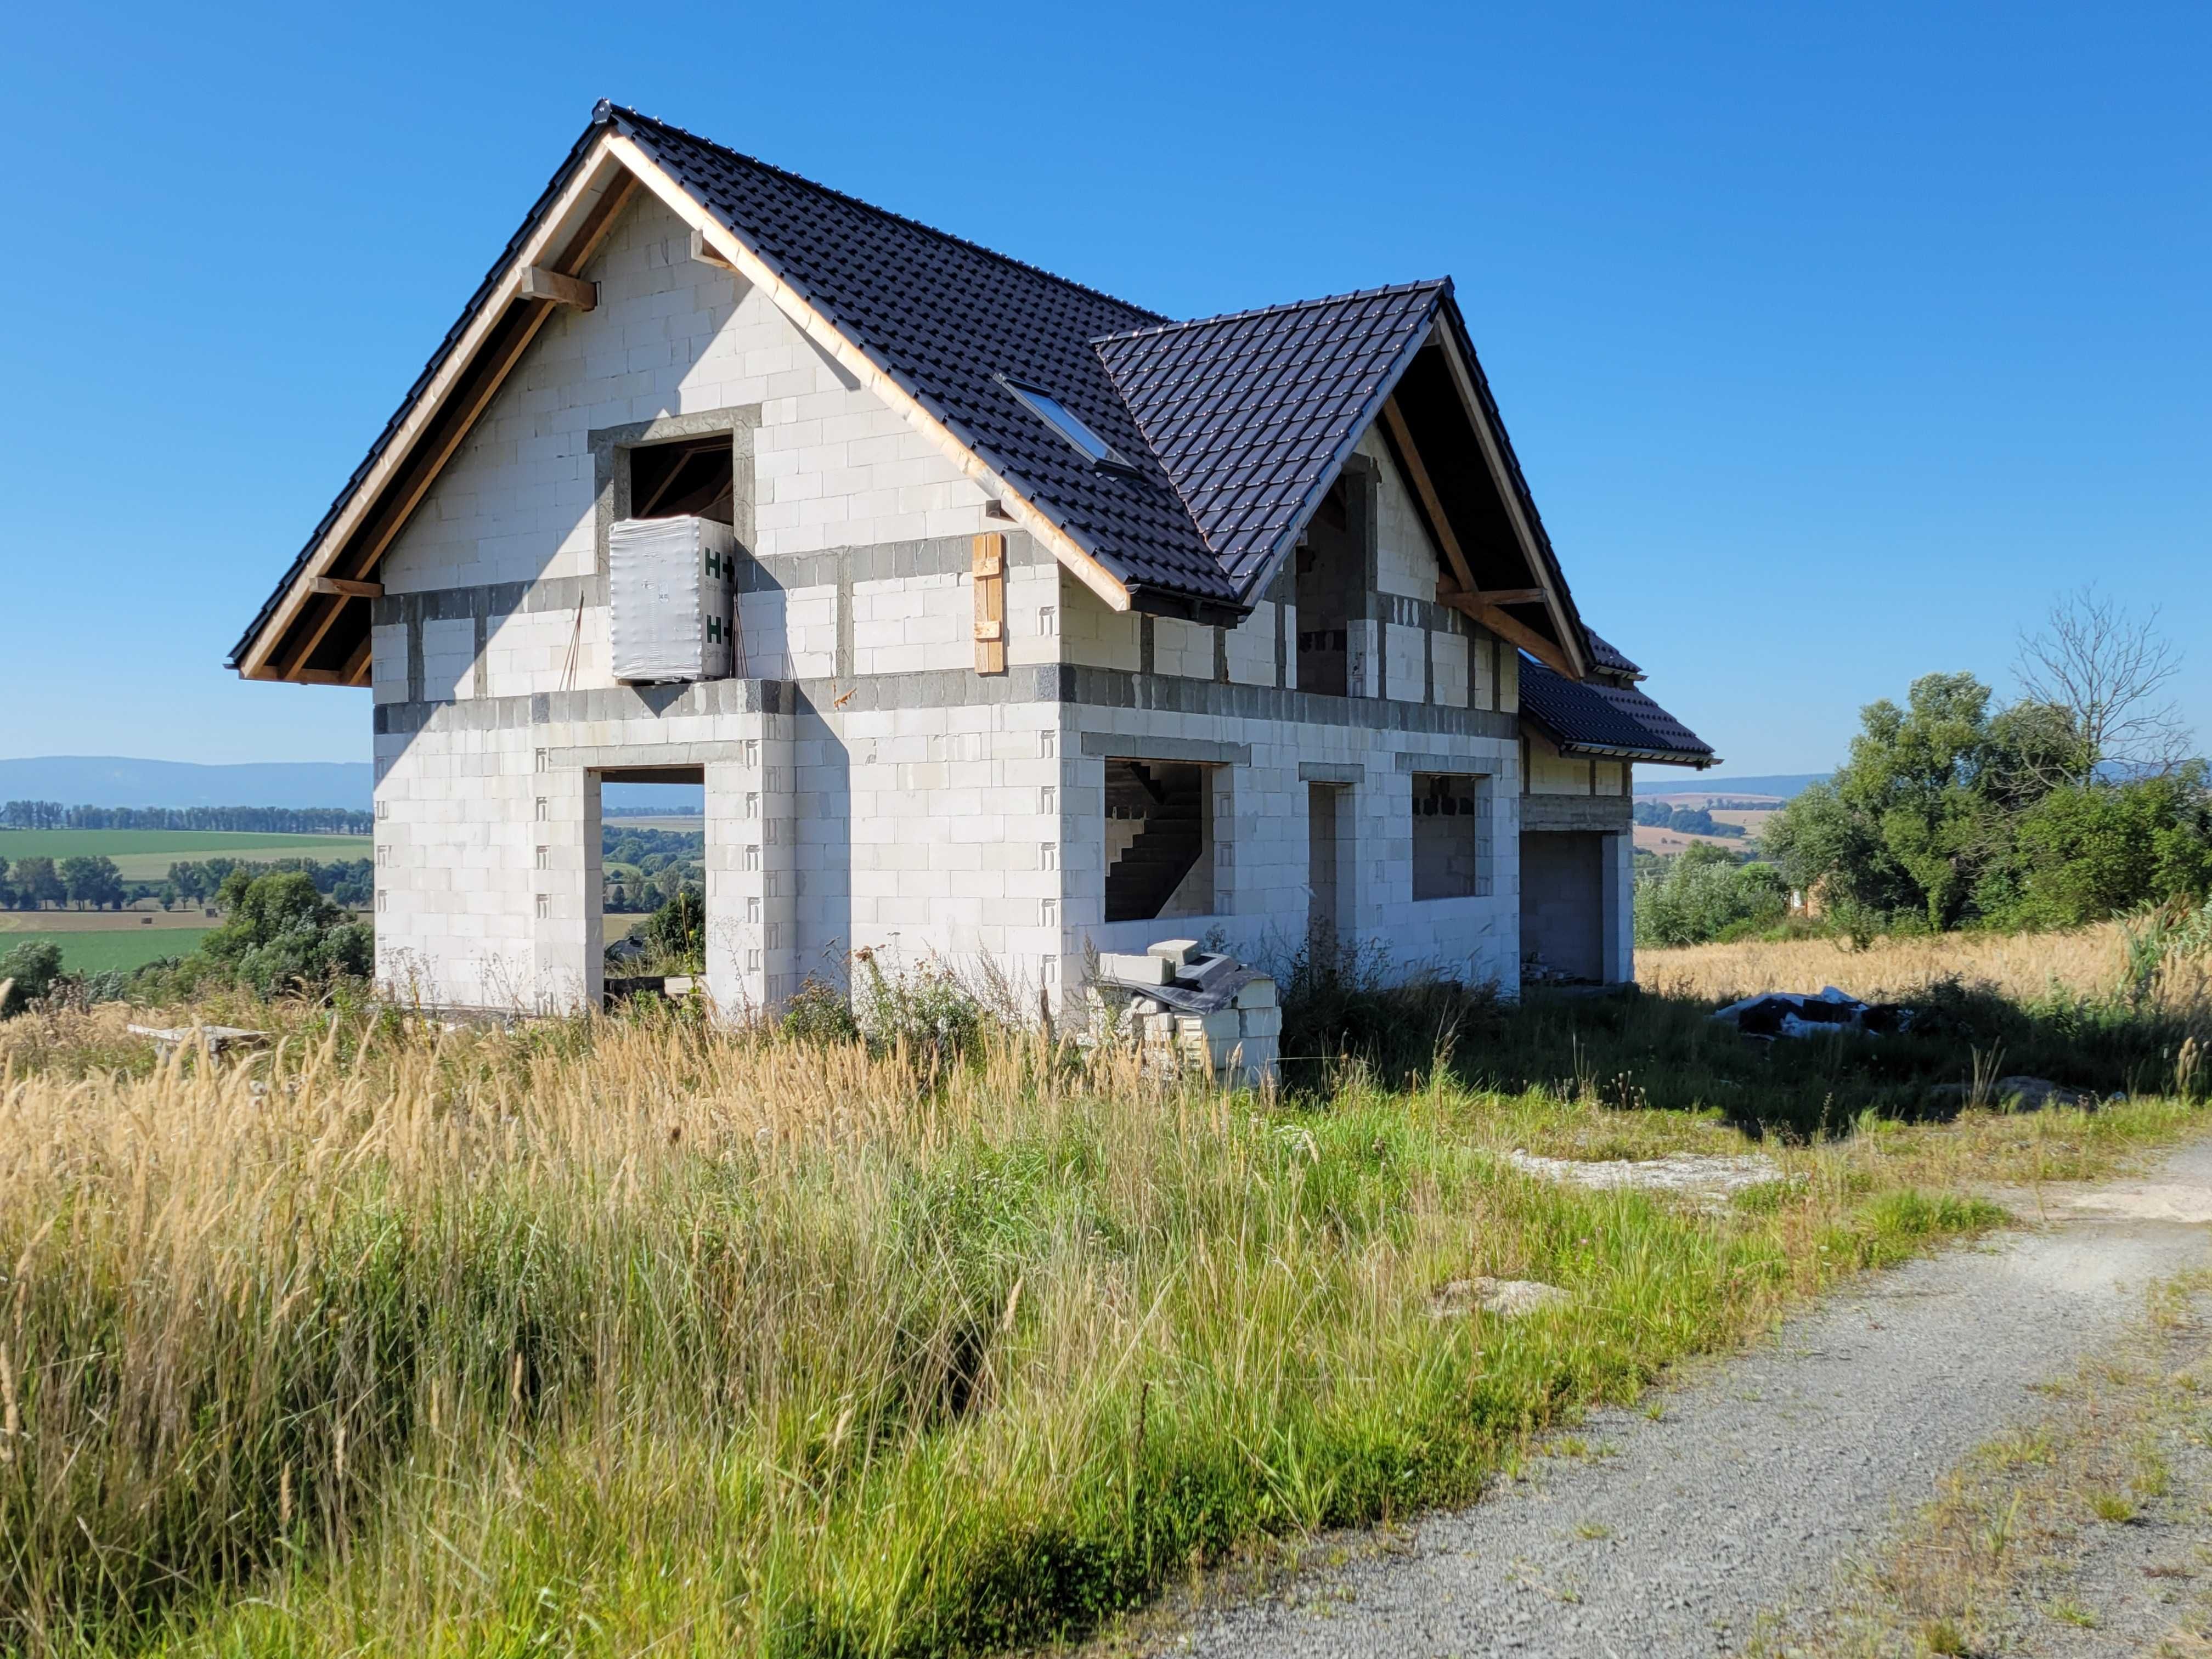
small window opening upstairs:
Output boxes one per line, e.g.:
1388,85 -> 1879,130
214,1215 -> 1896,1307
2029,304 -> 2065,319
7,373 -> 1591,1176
1296,475 -> 1362,696
630,436 -> 735,523
1411,772 -> 1487,900
1001,377 -> 1139,473
1104,759 -> 1214,922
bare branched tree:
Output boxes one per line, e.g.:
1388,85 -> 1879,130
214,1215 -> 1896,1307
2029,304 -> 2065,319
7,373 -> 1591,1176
2014,586 -> 2192,784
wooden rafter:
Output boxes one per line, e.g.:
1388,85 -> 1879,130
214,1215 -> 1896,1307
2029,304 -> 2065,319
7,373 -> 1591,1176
1427,328 -> 1588,679
1378,398 -> 1576,676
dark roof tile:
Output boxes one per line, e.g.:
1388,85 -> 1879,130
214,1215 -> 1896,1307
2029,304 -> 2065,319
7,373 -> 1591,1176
1519,654 -> 1714,766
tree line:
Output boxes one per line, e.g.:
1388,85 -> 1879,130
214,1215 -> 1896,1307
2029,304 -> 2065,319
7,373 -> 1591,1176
0,855 -> 372,911
1637,591 -> 2212,947
0,802 -> 371,833
1632,801 -> 1745,838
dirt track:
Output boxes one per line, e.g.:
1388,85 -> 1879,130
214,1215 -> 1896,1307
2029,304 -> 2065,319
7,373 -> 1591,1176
1156,1141 -> 2212,1658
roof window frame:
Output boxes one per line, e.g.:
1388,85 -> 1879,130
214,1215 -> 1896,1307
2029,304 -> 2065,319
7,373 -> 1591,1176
998,375 -> 1144,476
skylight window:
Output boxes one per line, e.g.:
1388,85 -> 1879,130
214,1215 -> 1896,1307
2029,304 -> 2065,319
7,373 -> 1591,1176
1000,377 -> 1136,471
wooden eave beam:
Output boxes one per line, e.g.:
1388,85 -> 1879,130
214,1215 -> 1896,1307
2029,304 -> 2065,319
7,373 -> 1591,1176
309,576 -> 383,599
516,266 -> 597,309
1378,397 -> 1576,676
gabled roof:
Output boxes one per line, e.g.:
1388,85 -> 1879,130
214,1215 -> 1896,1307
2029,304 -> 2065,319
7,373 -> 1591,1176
1095,281 -> 1448,596
1519,653 -> 1717,768
607,105 -> 1253,613
233,100 -> 1607,683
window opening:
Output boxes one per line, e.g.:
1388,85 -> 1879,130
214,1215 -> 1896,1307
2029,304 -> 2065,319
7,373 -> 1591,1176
629,435 -> 735,522
1103,759 -> 1214,922
1001,377 -> 1138,472
1410,772 -> 1486,900
1296,476 -> 1359,696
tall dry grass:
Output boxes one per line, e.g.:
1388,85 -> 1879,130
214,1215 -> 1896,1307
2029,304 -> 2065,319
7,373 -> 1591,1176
0,992 -> 2196,1657
1641,919 -> 2212,1012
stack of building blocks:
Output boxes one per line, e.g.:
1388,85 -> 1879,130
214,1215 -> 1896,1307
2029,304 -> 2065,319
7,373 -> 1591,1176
1091,938 -> 1279,1086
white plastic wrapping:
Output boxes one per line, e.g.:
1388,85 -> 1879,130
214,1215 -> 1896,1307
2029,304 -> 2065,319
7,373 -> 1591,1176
607,516 -> 736,683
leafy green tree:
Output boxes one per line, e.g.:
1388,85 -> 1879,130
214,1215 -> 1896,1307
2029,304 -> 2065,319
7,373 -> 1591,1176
1999,766 -> 2212,929
11,856 -> 63,910
59,854 -> 125,911
641,888 -> 706,967
0,856 -> 11,910
0,939 -> 64,1015
200,871 -> 374,997
1633,844 -> 1790,946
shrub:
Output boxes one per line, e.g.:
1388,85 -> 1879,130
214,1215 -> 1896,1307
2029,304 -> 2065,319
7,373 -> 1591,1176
1634,844 -> 1789,946
195,871 -> 374,998
781,974 -> 862,1045
852,949 -> 985,1059
0,939 -> 63,1016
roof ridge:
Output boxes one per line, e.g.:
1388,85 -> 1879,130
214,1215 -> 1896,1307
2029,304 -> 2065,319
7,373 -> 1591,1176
599,101 -> 1170,328
1093,277 -> 1451,346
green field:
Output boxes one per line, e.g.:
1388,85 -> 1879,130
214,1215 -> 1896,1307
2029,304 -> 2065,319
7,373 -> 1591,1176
0,828 -> 370,881
0,927 -> 213,975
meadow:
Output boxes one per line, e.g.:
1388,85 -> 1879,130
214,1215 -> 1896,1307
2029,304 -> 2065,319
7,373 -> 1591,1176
0,923 -> 2204,1657
0,926 -> 211,975
0,828 -> 371,882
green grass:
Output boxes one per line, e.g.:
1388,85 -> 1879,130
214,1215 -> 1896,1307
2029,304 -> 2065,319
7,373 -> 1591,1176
0,927 -> 211,975
0,828 -> 369,882
0,964 -> 2202,1658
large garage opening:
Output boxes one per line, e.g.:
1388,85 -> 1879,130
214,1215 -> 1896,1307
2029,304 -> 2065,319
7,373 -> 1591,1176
1519,831 -> 1604,984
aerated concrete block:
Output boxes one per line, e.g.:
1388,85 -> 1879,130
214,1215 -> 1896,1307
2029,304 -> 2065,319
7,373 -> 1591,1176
1148,939 -> 1201,965
1099,952 -> 1172,985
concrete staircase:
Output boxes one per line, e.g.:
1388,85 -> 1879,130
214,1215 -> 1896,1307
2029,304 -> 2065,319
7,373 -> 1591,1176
1104,765 -> 1204,922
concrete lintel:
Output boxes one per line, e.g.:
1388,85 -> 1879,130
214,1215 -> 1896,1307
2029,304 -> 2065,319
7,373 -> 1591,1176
1080,731 -> 1251,767
1396,751 -> 1496,775
1298,761 -> 1366,785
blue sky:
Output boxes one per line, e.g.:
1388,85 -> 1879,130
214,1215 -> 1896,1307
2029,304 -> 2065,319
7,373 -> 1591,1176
1,0 -> 2204,776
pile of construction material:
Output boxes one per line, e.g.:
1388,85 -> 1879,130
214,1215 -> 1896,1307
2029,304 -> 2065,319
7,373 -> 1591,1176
1087,939 -> 1280,1085
1709,986 -> 1914,1039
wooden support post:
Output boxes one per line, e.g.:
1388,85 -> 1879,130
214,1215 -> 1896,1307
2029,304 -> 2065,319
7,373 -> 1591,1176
308,576 -> 385,599
972,533 -> 1007,675
517,266 -> 597,309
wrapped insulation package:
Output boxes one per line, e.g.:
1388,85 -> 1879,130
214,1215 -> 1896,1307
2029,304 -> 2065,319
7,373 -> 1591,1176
607,516 -> 737,683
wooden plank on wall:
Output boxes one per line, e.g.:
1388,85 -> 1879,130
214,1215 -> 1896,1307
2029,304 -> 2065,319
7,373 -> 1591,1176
972,533 -> 1006,675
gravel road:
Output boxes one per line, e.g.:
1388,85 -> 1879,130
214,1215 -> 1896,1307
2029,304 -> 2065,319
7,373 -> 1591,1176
1164,1138 -> 2212,1659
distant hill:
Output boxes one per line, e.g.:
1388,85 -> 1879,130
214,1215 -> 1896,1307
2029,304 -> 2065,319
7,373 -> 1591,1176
0,756 -> 372,811
1633,772 -> 1827,800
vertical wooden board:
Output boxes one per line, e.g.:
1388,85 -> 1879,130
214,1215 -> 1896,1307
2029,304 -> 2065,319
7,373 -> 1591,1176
972,533 -> 1007,674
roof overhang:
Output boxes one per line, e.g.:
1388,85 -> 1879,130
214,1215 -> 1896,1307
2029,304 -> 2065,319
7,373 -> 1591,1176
234,112 -> 1135,687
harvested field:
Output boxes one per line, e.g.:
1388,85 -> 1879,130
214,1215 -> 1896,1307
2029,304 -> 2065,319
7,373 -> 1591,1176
1639,921 -> 2203,1010
0,828 -> 369,882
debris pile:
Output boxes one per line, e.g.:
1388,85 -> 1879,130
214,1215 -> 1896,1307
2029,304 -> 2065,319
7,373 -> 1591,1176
1429,1276 -> 1572,1319
1709,986 -> 1914,1039
1929,1075 -> 2103,1113
1507,1147 -> 1788,1212
1088,939 -> 1280,1085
